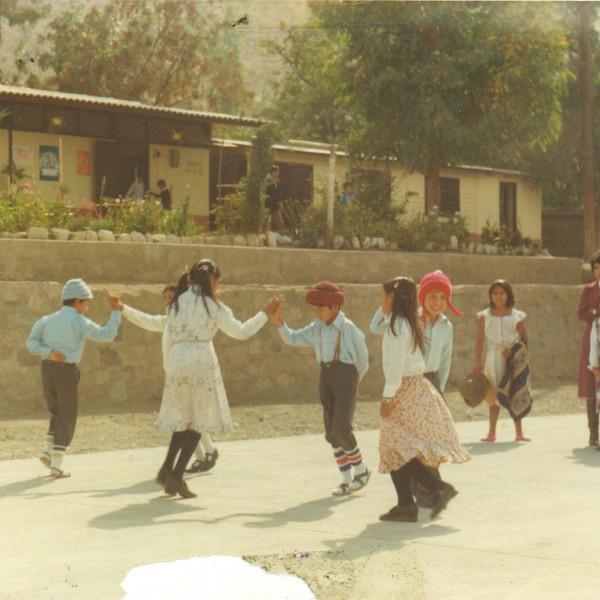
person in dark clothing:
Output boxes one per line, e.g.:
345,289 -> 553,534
265,166 -> 284,231
153,179 -> 172,210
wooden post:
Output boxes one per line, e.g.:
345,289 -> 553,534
326,144 -> 337,247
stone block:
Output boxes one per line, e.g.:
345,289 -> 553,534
85,230 -> 98,241
50,228 -> 71,241
27,226 -> 48,240
97,229 -> 115,242
233,235 -> 248,246
117,233 -> 131,243
130,232 -> 146,243
69,231 -> 87,241
166,234 -> 181,244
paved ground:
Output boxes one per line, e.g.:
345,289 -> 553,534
2,413 -> 600,600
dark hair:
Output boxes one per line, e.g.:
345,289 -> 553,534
170,259 -> 221,315
63,299 -> 77,307
157,179 -> 166,187
488,279 -> 515,308
270,165 -> 279,174
590,250 -> 600,271
343,181 -> 352,189
382,277 -> 425,354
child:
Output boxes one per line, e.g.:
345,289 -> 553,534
588,316 -> 600,451
371,277 -> 470,522
26,278 -> 121,478
154,259 -> 279,498
474,279 -> 531,442
272,281 -> 370,496
111,284 -> 220,473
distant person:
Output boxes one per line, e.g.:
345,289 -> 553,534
26,279 -> 121,479
153,179 -> 172,210
125,176 -> 145,204
265,165 -> 284,231
338,181 -> 356,206
474,279 -> 532,442
578,250 -> 600,446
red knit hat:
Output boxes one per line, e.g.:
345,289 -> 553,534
305,281 -> 345,306
418,270 -> 462,323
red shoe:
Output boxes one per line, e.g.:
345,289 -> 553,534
480,435 -> 496,442
515,434 -> 531,442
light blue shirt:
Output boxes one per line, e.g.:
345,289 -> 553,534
278,311 -> 369,380
370,307 -> 453,392
27,306 -> 121,364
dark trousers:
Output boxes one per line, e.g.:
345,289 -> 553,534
391,459 -> 444,506
41,360 -> 80,447
587,398 -> 599,441
319,362 -> 358,451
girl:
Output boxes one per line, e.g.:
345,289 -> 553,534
371,277 -> 470,522
577,250 -> 600,446
475,279 -> 530,442
156,259 -> 279,498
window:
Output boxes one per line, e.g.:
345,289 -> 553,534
500,182 -> 517,231
439,177 -> 460,215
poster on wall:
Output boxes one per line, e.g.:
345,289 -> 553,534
40,146 -> 59,181
13,146 -> 33,166
77,150 -> 91,175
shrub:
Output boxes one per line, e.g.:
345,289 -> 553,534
0,183 -> 48,232
210,191 -> 247,234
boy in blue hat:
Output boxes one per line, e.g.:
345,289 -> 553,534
27,278 -> 121,478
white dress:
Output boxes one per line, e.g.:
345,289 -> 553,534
156,290 -> 267,434
478,308 -> 526,401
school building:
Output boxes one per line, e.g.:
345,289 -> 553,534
0,85 -> 542,240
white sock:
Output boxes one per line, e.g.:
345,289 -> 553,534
201,432 -> 216,454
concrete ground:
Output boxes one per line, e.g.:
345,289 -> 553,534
2,413 -> 600,600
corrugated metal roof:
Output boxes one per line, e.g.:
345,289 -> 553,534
214,138 -> 529,176
0,85 -> 264,127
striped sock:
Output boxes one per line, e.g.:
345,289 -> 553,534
40,432 -> 54,466
334,448 -> 352,484
50,445 -> 66,473
345,446 -> 367,476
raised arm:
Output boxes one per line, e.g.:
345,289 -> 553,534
215,303 -> 268,341
370,307 -> 388,336
122,305 -> 166,333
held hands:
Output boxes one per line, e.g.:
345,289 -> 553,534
268,295 -> 285,326
263,295 -> 283,319
107,293 -> 124,311
380,399 -> 395,418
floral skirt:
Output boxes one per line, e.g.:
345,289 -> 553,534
379,375 -> 471,473
156,341 -> 233,435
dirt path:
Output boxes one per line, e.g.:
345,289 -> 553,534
0,385 -> 583,461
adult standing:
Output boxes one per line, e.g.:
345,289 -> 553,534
578,250 -> 600,446
153,179 -> 172,210
265,165 -> 284,231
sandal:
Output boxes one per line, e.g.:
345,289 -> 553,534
197,449 -> 219,472
331,483 -> 350,496
480,435 -> 496,442
39,454 -> 51,469
349,468 -> 371,492
50,468 -> 71,479
515,434 -> 531,442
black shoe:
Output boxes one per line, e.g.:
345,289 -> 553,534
379,504 -> 418,522
198,449 -> 219,472
156,466 -> 171,488
185,459 -> 203,474
164,476 -> 197,498
431,483 -> 458,519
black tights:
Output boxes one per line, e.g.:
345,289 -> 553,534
587,398 -> 599,441
390,458 -> 444,506
161,430 -> 201,481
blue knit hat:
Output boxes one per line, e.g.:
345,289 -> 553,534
61,278 -> 94,301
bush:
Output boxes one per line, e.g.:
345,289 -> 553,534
210,191 -> 248,234
0,183 -> 48,232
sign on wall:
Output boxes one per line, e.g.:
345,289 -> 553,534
13,146 -> 33,166
77,150 -> 91,175
39,146 -> 59,181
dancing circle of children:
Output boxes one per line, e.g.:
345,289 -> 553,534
371,270 -> 463,509
26,278 -> 122,479
370,276 -> 470,522
474,279 -> 531,443
108,284 -> 220,475
270,281 -> 371,496
118,258 -> 280,499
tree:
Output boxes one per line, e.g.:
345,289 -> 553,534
272,2 -> 570,212
24,0 -> 247,112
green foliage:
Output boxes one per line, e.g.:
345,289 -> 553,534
210,191 -> 246,234
22,0 -> 247,112
392,211 -> 469,252
161,197 -> 200,237
243,124 -> 280,233
0,183 -> 46,232
44,198 -> 73,229
480,221 -> 535,254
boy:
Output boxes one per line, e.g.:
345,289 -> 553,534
27,278 -> 121,478
272,281 -> 370,496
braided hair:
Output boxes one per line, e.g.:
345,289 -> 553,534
382,276 -> 426,354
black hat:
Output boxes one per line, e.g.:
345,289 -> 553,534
459,373 -> 491,407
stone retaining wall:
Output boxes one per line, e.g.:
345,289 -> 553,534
0,239 -> 583,286
4,281 -> 582,418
